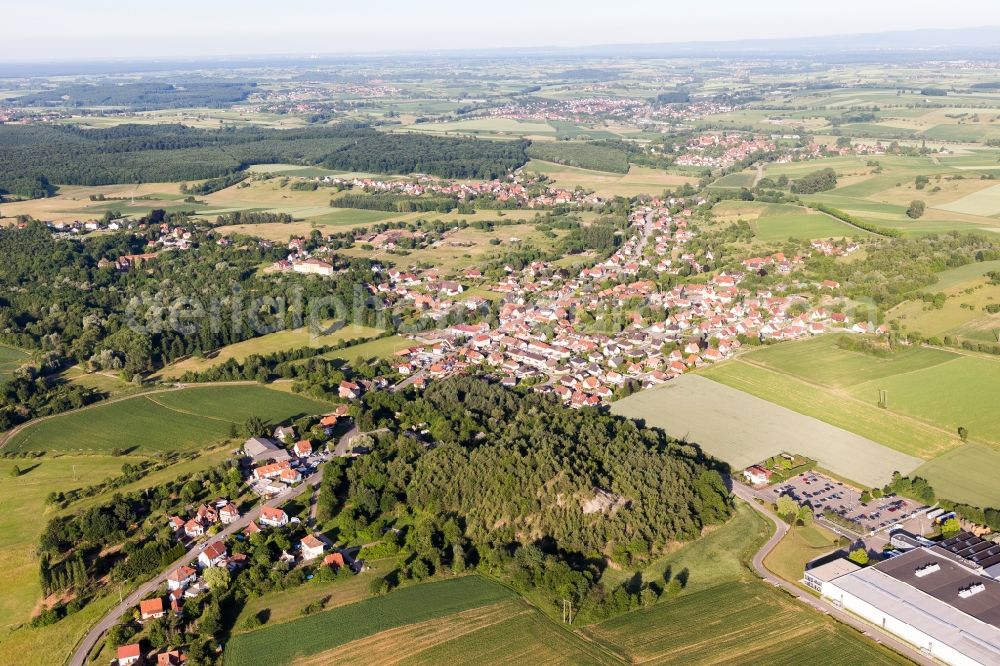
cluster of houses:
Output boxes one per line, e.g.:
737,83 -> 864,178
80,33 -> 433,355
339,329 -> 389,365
320,172 -> 604,208
344,197 -> 860,407
168,499 -> 241,540
675,134 -> 778,168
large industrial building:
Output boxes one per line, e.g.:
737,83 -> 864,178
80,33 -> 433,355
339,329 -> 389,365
809,532 -> 1000,666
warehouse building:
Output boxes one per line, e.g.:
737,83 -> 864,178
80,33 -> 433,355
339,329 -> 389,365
821,545 -> 1000,666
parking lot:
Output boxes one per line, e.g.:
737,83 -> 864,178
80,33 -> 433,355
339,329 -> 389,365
771,471 -> 921,536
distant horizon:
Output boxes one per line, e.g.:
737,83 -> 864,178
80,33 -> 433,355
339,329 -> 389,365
4,24 -> 1000,64
4,0 -> 1000,63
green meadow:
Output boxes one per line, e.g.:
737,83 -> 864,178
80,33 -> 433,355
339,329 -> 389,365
5,385 -> 333,454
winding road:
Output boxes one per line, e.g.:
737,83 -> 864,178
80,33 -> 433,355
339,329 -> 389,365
732,482 -> 934,666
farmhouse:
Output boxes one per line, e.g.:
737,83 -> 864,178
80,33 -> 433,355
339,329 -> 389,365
139,597 -> 165,621
198,541 -> 228,568
260,506 -> 289,527
821,546 -> 1000,666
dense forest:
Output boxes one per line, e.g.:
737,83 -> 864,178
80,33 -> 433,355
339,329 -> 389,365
318,377 -> 733,616
0,124 -> 529,198
526,140 -> 631,173
12,81 -> 256,110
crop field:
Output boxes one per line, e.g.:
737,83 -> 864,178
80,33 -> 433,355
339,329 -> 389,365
691,335 -> 1000,504
159,323 -> 382,378
887,280 -> 1000,340
0,344 -> 30,382
525,160 -> 698,197
0,182 -> 185,223
290,600 -> 617,666
4,385 -> 333,454
339,222 -> 564,272
728,334 -> 960,390
612,373 -> 924,487
914,443 -> 1000,507
399,117 -> 557,137
929,259 -> 1000,291
584,580 -> 908,666
849,354 -> 1000,446
321,335 -> 414,362
935,183 -> 1000,216
224,576 -> 516,666
711,201 -> 866,242
754,154 -> 1000,237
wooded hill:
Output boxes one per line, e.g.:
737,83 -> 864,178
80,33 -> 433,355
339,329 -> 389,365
0,124 -> 530,198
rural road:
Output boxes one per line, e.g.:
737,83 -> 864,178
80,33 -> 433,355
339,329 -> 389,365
732,483 -> 934,666
68,466 -> 324,666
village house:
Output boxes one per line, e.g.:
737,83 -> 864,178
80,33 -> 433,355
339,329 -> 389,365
198,541 -> 228,568
117,644 -> 142,666
139,597 -> 165,621
301,534 -> 326,560
167,565 -> 197,591
260,506 -> 289,528
293,440 -> 312,458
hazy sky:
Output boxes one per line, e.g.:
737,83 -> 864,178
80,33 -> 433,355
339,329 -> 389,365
4,0 -> 1000,61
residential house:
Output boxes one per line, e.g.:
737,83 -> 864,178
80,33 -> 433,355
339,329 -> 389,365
117,644 -> 142,666
301,534 -> 325,560
260,506 -> 289,528
339,380 -> 362,400
167,565 -> 196,591
273,425 -> 296,442
157,650 -> 185,666
293,440 -> 312,458
183,519 -> 204,539
219,503 -> 240,524
198,541 -> 228,568
323,552 -> 346,571
139,597 -> 165,621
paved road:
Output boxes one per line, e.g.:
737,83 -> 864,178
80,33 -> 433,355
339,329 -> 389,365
733,483 -> 934,666
68,466 -> 323,666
